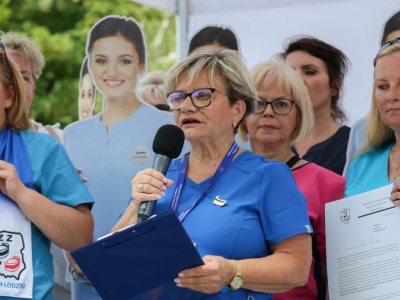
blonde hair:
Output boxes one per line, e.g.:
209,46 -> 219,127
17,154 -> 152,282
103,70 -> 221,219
0,31 -> 45,82
0,45 -> 30,131
239,60 -> 314,144
138,70 -> 167,106
164,48 -> 258,133
359,43 -> 400,155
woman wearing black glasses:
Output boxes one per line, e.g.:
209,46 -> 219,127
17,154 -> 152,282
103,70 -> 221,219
113,49 -> 313,299
346,39 -> 400,200
240,60 -> 345,300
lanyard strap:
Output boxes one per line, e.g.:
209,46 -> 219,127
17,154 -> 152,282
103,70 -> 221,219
170,142 -> 239,222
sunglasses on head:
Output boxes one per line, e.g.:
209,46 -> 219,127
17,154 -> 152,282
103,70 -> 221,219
374,37 -> 400,66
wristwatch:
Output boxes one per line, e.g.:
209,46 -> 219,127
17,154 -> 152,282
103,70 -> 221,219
227,260 -> 243,290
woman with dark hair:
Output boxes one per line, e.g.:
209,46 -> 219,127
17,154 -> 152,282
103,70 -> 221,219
279,36 -> 350,175
63,15 -> 179,300
381,10 -> 400,47
78,57 -> 96,120
188,25 -> 239,54
86,16 -> 146,66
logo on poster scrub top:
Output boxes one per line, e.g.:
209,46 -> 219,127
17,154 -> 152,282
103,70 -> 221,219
131,146 -> 150,164
0,231 -> 26,280
339,208 -> 351,224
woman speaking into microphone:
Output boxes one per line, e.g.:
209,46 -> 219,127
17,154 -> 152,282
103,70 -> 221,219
113,48 -> 313,299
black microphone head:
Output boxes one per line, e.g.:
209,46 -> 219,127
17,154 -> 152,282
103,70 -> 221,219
152,125 -> 185,158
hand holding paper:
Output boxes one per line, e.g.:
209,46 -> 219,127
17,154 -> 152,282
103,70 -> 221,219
390,178 -> 400,206
326,184 -> 400,300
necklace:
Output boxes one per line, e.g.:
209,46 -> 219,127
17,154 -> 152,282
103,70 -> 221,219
390,146 -> 400,170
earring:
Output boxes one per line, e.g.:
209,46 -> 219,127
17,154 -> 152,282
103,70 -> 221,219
5,103 -> 11,108
233,123 -> 236,128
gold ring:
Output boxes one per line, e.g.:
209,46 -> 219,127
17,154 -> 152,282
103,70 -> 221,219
138,184 -> 144,193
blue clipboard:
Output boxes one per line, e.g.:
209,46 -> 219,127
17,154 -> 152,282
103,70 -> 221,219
70,210 -> 204,300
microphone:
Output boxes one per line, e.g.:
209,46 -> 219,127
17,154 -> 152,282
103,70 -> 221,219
137,124 -> 185,223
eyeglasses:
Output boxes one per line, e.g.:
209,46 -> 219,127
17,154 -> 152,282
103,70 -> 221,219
0,41 -> 12,76
166,88 -> 218,110
254,97 -> 295,115
374,37 -> 400,66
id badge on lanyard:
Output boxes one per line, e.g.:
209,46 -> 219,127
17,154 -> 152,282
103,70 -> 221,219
0,194 -> 33,298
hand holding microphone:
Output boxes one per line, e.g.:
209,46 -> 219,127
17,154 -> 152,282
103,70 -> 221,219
136,125 -> 185,223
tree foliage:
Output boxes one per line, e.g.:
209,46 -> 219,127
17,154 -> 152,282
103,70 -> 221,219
0,0 -> 177,127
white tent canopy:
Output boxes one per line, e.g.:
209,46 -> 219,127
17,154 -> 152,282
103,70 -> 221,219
133,0 -> 364,59
133,0 -> 399,125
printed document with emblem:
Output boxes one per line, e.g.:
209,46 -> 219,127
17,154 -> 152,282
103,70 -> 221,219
71,210 -> 204,300
326,184 -> 400,299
